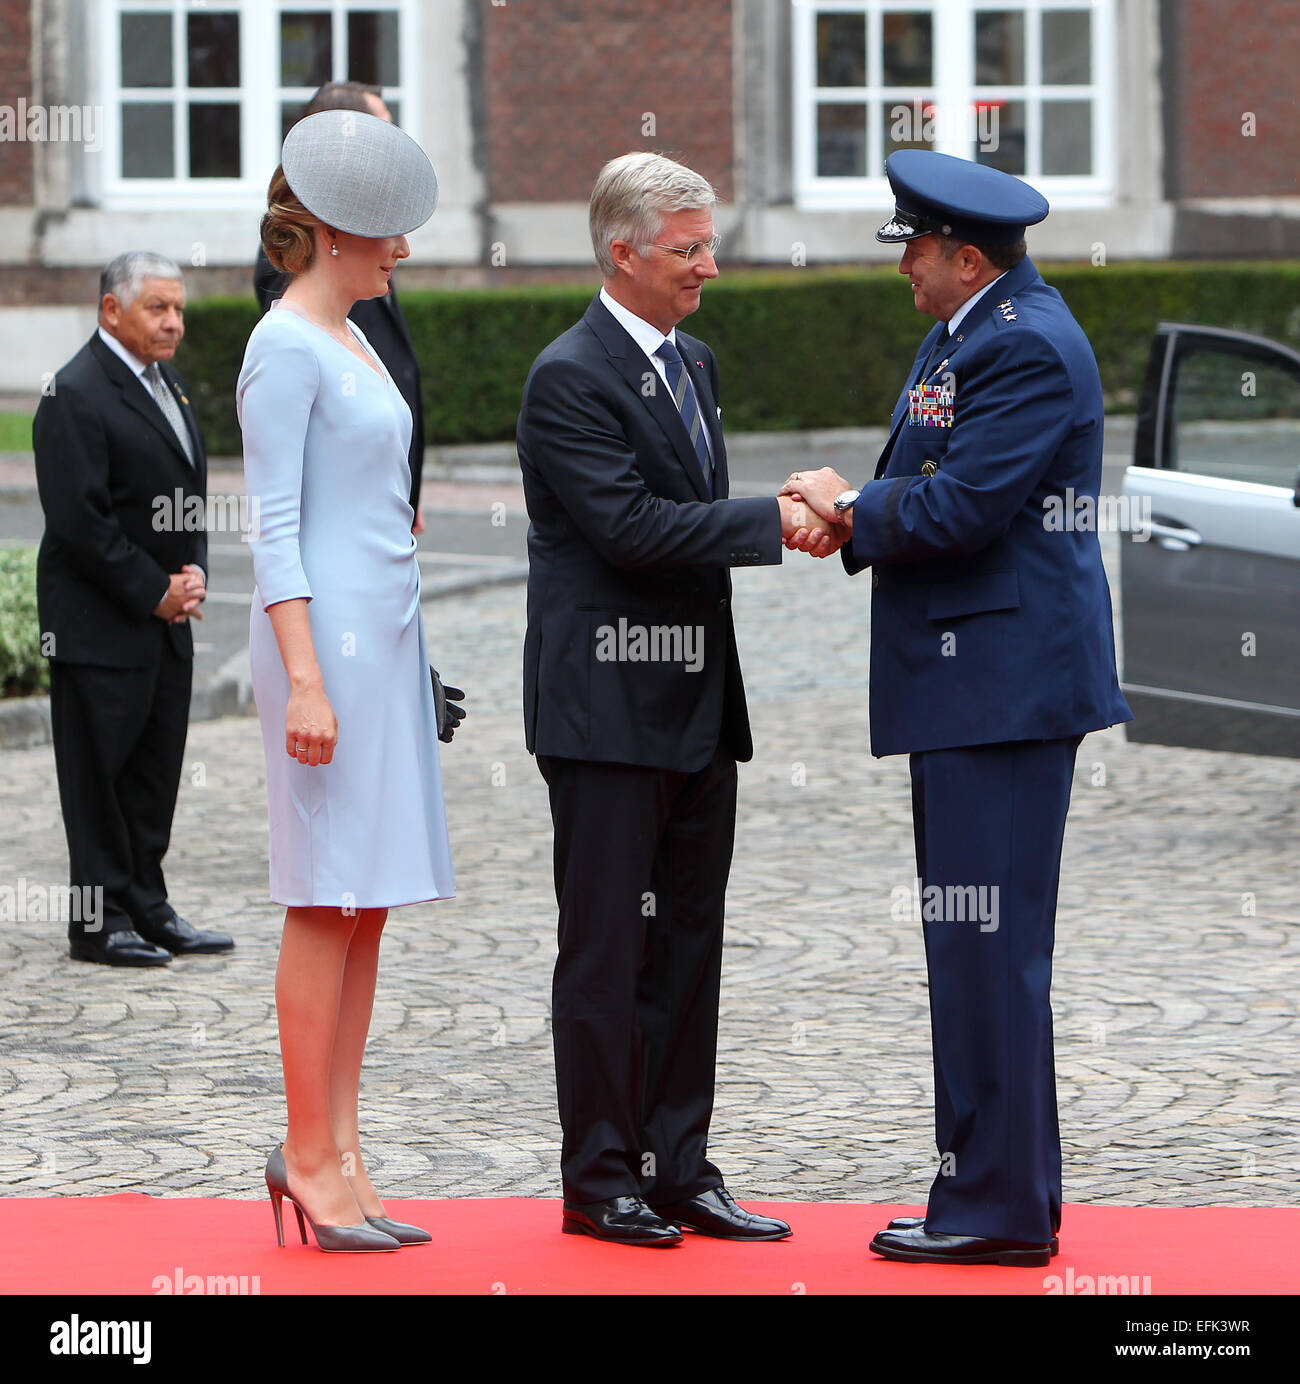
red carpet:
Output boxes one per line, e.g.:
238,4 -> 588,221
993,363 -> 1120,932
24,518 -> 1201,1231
1,1197 -> 1293,1294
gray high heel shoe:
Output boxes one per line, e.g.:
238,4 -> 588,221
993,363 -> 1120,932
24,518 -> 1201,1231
365,1215 -> 432,1246
265,1146 -> 400,1253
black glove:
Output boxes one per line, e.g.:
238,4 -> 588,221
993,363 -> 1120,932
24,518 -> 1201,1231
430,667 -> 467,743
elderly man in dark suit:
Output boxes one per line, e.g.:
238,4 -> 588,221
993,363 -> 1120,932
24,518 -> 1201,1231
783,151 -> 1132,1266
33,251 -> 234,966
253,80 -> 427,534
517,152 -> 836,1247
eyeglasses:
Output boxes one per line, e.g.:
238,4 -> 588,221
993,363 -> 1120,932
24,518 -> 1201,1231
641,233 -> 722,263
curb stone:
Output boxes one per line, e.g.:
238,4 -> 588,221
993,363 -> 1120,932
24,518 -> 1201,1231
0,561 -> 530,750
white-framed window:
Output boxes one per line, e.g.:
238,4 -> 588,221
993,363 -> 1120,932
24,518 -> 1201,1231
792,0 -> 1114,211
101,0 -> 417,205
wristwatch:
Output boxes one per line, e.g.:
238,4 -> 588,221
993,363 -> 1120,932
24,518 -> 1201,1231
833,488 -> 860,516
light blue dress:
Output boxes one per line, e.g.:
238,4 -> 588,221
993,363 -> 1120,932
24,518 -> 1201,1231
237,301 -> 454,908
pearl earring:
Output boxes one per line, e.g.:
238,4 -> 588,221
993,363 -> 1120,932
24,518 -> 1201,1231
331,243 -> 339,256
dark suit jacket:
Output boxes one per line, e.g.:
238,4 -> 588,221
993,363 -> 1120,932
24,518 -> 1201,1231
254,247 -> 425,512
33,333 -> 208,668
843,255 -> 1132,756
517,295 -> 782,773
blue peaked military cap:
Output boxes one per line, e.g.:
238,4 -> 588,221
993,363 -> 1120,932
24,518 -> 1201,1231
876,149 -> 1050,245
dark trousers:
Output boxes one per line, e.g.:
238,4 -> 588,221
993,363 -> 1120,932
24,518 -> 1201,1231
537,750 -> 737,1205
48,646 -> 192,941
909,735 -> 1081,1245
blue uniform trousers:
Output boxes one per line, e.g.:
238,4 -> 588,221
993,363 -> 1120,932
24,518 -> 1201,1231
909,734 -> 1082,1245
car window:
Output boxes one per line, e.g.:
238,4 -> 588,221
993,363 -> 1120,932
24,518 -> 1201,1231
1169,346 -> 1300,488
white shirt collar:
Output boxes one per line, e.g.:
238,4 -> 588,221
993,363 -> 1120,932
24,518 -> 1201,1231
947,272 -> 1008,336
599,286 -> 678,361
97,325 -> 151,384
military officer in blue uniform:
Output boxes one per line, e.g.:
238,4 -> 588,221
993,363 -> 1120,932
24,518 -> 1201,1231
784,150 -> 1131,1266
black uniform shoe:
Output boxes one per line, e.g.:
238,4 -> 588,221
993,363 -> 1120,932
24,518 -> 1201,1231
136,910 -> 234,955
561,1195 -> 683,1246
888,1214 -> 1058,1255
870,1225 -> 1052,1267
653,1186 -> 792,1241
69,929 -> 171,967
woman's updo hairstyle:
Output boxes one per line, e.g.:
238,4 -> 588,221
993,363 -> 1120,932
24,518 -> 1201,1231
261,166 -> 323,276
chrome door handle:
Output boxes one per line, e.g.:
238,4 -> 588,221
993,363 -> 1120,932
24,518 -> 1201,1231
1145,520 -> 1203,551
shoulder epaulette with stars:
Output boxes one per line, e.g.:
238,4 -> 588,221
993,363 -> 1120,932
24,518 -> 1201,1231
996,298 -> 1018,323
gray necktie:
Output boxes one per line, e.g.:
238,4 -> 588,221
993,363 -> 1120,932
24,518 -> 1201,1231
146,363 -> 195,467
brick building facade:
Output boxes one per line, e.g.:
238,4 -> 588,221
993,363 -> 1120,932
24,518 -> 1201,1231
482,0 -> 735,205
0,0 -> 1296,389
0,4 -> 32,206
1165,0 -> 1295,199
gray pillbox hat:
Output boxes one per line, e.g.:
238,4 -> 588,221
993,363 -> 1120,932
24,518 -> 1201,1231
281,109 -> 438,238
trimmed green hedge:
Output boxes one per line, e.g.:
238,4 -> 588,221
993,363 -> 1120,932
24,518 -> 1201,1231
0,547 -> 47,696
0,412 -> 34,450
175,261 -> 1300,456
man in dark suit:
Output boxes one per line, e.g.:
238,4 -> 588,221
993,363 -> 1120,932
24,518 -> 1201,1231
34,251 -> 234,966
518,152 -> 832,1246
254,81 -> 427,533
783,151 -> 1132,1266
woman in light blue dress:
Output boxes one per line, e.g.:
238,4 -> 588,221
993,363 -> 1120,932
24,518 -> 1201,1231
237,110 -> 451,1252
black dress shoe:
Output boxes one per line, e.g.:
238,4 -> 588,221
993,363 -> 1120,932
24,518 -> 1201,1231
136,911 -> 234,955
888,1214 -> 1059,1255
870,1225 -> 1051,1267
69,929 -> 171,967
561,1195 -> 682,1246
653,1186 -> 792,1241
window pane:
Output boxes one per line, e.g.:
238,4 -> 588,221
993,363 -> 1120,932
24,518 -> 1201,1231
385,99 -> 401,128
1172,352 -> 1300,487
121,12 -> 172,89
882,99 -> 935,163
816,12 -> 866,87
281,12 -> 332,88
348,10 -> 400,88
1042,9 -> 1091,85
189,102 -> 241,178
882,11 -> 932,85
188,13 -> 240,89
281,100 -> 309,144
121,102 -> 173,177
1042,100 -> 1091,174
817,103 -> 867,176
974,10 -> 1025,85
974,98 -> 1024,173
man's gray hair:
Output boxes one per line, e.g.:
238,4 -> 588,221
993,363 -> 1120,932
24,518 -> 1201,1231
98,251 -> 183,309
589,153 -> 716,279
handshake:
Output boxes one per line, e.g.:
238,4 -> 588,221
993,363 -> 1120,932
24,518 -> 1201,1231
775,467 -> 854,559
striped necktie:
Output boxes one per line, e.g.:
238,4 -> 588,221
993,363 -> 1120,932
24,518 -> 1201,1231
655,340 -> 713,493
146,363 -> 195,467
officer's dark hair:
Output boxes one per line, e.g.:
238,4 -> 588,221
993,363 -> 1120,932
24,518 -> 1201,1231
305,81 -> 383,117
935,235 -> 1027,272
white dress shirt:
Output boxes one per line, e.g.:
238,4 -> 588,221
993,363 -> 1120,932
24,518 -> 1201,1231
97,325 -> 153,392
598,286 -> 714,459
97,325 -> 205,585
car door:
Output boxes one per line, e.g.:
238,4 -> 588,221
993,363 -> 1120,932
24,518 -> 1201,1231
1120,323 -> 1300,757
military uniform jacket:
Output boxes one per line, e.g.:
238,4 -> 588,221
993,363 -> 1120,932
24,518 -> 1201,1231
844,256 -> 1132,756
518,296 -> 782,773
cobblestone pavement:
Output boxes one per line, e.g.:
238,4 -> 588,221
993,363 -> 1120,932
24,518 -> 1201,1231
1,527 -> 1297,1210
